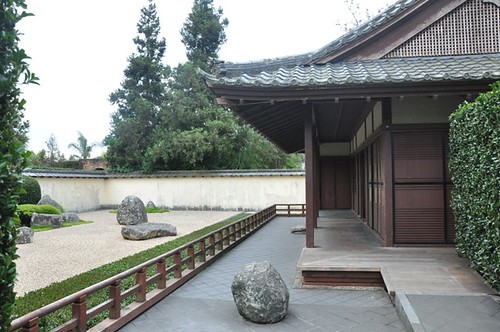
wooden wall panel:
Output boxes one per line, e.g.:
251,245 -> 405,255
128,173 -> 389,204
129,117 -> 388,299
394,185 -> 445,243
392,130 -> 454,245
320,159 -> 351,210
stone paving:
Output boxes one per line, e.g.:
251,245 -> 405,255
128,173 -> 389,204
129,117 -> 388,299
119,217 -> 405,331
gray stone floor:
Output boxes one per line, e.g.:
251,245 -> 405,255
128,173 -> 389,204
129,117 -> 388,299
119,217 -> 404,331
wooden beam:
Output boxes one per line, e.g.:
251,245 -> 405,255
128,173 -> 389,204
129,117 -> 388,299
381,99 -> 394,246
305,104 -> 316,248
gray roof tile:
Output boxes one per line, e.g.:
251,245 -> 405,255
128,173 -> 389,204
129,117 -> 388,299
203,54 -> 500,88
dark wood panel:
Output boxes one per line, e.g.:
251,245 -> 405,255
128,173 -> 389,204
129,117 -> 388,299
320,159 -> 351,209
393,132 -> 444,181
302,270 -> 385,288
394,185 -> 445,243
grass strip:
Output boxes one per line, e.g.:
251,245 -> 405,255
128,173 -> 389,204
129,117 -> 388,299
109,207 -> 169,214
15,212 -> 249,321
32,220 -> 93,232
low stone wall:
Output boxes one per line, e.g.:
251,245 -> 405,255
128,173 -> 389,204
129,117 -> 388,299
27,170 -> 305,212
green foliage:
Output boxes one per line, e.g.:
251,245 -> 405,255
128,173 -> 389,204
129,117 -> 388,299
15,213 -> 249,330
105,0 -> 170,171
0,0 -> 37,329
181,0 -> 228,67
449,81 -> 500,291
17,204 -> 62,216
68,131 -> 95,160
109,207 -> 169,214
32,220 -> 93,233
18,176 -> 41,204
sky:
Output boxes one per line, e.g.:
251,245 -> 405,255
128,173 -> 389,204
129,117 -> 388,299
18,0 -> 395,158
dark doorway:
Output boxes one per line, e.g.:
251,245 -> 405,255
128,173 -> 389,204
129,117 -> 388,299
320,159 -> 351,209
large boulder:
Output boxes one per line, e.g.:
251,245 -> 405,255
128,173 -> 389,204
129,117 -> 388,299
62,212 -> 80,222
31,213 -> 64,228
121,223 -> 177,240
231,261 -> 289,324
37,194 -> 63,212
17,227 -> 34,244
117,196 -> 148,225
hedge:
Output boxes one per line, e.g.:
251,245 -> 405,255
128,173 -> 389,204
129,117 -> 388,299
449,81 -> 500,291
19,176 -> 41,205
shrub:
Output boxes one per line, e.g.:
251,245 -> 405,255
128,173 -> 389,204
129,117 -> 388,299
17,204 -> 61,217
449,81 -> 500,291
19,176 -> 41,204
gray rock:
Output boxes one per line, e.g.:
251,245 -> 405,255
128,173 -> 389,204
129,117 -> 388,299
117,196 -> 148,225
291,225 -> 306,233
31,213 -> 64,228
62,212 -> 80,222
146,201 -> 156,209
17,227 -> 34,244
37,194 -> 64,212
231,261 -> 289,324
121,223 -> 177,240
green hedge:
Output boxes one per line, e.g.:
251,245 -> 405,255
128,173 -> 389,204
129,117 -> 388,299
449,81 -> 500,291
19,176 -> 41,205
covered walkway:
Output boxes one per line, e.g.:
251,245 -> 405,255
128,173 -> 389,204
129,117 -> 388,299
119,212 -> 500,331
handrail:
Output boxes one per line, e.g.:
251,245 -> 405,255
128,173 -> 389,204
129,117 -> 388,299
10,204 -> 304,332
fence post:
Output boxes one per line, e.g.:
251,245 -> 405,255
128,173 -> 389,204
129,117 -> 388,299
20,317 -> 39,332
174,251 -> 182,278
157,258 -> 167,289
223,229 -> 230,246
135,268 -> 147,302
72,295 -> 87,332
199,240 -> 206,263
216,231 -> 223,251
187,246 -> 195,269
109,279 -> 121,319
208,235 -> 215,255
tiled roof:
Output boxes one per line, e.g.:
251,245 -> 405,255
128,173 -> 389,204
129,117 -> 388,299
214,0 -> 421,76
203,54 -> 500,88
23,169 -> 305,179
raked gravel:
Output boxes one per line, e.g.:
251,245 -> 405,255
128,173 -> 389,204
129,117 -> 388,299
15,209 -> 240,296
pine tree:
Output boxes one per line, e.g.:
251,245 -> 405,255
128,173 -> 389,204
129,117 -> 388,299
105,0 -> 169,171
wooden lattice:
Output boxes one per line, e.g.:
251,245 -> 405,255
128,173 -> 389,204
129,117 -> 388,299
385,0 -> 500,58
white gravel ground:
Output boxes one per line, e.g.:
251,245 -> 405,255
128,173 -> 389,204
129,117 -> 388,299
15,210 -> 240,296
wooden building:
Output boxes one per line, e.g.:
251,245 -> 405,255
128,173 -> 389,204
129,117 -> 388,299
201,0 -> 500,247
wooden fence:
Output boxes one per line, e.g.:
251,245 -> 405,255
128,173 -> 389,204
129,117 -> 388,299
10,204 -> 305,332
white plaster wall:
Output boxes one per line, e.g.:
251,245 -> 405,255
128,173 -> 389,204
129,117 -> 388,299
392,96 -> 464,124
102,176 -> 305,211
37,178 -> 106,212
35,175 -> 305,212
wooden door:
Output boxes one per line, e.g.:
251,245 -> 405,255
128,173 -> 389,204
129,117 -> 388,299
320,159 -> 351,209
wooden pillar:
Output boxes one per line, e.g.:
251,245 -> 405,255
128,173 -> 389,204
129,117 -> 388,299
305,105 -> 316,248
381,98 -> 394,246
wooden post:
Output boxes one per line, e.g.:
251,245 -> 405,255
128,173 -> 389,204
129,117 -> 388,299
199,240 -> 206,263
20,317 -> 39,332
305,104 -> 316,248
216,231 -> 223,251
157,258 -> 167,289
173,252 -> 182,278
109,280 -> 121,319
382,98 -> 394,246
72,295 -> 87,332
135,268 -> 147,302
187,246 -> 195,269
208,235 -> 215,255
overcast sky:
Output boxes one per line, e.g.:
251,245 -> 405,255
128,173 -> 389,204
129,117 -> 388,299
19,0 -> 395,158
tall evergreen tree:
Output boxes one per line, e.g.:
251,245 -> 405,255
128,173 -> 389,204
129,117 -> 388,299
0,1 -> 37,329
180,0 -> 228,68
145,0 -> 293,171
105,0 -> 169,171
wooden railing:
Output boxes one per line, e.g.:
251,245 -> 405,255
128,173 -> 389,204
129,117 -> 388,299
275,203 -> 306,217
10,204 -> 305,332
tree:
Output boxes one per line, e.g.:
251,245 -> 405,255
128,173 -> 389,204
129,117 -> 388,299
145,0 -> 295,171
104,0 -> 169,171
68,131 -> 95,160
45,133 -> 63,163
0,0 -> 37,329
180,0 -> 228,68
